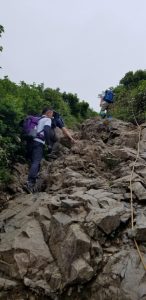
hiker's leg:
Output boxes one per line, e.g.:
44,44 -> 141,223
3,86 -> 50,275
52,130 -> 60,154
26,139 -> 34,166
28,141 -> 44,184
51,138 -> 60,155
48,129 -> 57,150
48,129 -> 60,158
100,101 -> 108,118
106,104 -> 112,118
102,102 -> 109,118
100,109 -> 106,118
100,106 -> 106,118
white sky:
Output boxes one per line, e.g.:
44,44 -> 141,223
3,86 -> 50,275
0,0 -> 146,111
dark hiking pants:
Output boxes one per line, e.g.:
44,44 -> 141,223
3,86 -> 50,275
28,141 -> 44,184
49,128 -> 60,154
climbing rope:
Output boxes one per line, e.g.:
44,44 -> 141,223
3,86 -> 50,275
129,98 -> 146,270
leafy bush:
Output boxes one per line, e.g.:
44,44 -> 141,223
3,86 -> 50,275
113,70 -> 146,124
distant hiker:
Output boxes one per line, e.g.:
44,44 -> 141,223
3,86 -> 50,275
99,89 -> 114,118
24,107 -> 54,193
48,110 -> 76,159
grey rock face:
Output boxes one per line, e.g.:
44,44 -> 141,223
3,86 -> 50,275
131,181 -> 146,201
1,118 -> 146,300
134,211 -> 146,241
94,250 -> 146,300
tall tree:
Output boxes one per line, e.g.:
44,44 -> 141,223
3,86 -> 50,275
0,25 -> 4,52
113,69 -> 146,123
0,25 -> 4,69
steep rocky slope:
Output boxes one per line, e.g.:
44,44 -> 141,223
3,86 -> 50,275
0,117 -> 146,300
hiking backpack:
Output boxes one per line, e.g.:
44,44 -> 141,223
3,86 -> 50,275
103,90 -> 114,103
51,111 -> 64,129
22,115 -> 42,139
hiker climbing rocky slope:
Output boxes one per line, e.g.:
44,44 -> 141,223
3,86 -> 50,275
0,117 -> 146,300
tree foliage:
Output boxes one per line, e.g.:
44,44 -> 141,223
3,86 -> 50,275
0,25 -> 4,66
120,70 -> 146,88
113,70 -> 146,123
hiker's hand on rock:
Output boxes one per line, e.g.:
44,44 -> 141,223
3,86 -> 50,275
70,137 -> 77,143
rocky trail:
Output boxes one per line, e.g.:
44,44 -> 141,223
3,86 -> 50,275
1,117 -> 146,300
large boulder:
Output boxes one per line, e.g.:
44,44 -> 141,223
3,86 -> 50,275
91,250 -> 146,300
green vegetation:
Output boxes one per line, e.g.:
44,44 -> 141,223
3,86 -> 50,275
0,77 -> 97,184
113,70 -> 146,123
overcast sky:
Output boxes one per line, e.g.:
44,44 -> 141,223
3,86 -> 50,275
0,0 -> 146,111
